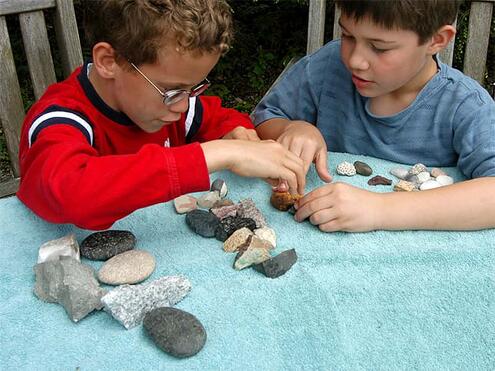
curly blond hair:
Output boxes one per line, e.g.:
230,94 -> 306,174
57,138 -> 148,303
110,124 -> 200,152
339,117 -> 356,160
84,0 -> 233,65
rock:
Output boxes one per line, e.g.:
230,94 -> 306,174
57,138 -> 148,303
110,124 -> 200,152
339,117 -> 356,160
431,167 -> 447,178
185,210 -> 220,238
143,307 -> 206,358
436,175 -> 454,186
210,204 -> 238,220
214,216 -> 256,241
419,179 -> 442,190
336,161 -> 356,176
353,161 -> 372,176
210,178 -> 228,198
80,230 -> 136,261
393,180 -> 416,192
174,195 -> 197,214
416,171 -> 431,184
197,191 -> 221,209
98,250 -> 156,285
254,227 -> 277,248
237,198 -> 267,228
367,175 -> 392,186
37,234 -> 80,263
234,236 -> 272,270
270,191 -> 302,211
211,199 -> 235,208
253,249 -> 297,278
101,275 -> 191,329
223,227 -> 253,252
390,167 -> 409,180
408,163 -> 427,176
287,205 -> 297,215
33,256 -> 106,322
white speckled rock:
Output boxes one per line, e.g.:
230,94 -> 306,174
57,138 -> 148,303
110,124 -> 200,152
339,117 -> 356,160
420,180 -> 442,190
436,175 -> 454,186
336,161 -> 356,176
408,163 -> 427,176
416,171 -> 431,184
430,168 -> 447,178
98,250 -> 156,285
254,227 -> 277,248
197,191 -> 221,209
390,167 -> 409,180
393,180 -> 416,192
174,195 -> 197,214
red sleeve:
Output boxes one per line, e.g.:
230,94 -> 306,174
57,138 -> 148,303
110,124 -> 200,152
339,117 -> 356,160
191,96 -> 254,142
17,125 -> 210,230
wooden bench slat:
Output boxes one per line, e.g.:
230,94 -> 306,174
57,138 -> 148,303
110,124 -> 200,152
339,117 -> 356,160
333,6 -> 342,40
439,18 -> 457,67
0,0 -> 56,17
307,0 -> 327,55
53,0 -> 82,77
0,15 -> 23,177
19,10 -> 57,100
463,1 -> 493,84
0,177 -> 19,198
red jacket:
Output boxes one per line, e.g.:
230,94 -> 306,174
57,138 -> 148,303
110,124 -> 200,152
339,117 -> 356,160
18,62 -> 253,230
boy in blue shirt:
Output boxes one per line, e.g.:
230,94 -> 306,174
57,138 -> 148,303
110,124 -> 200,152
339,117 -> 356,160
253,0 -> 495,232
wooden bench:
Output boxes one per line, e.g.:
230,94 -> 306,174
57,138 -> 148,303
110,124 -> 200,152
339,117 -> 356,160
0,0 -> 82,197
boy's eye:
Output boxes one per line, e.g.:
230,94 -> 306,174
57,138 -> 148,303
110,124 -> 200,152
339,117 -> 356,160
371,44 -> 388,53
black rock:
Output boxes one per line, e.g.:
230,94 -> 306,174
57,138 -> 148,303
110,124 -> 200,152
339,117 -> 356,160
185,209 -> 220,238
253,249 -> 297,278
80,230 -> 136,261
354,161 -> 373,176
143,307 -> 206,358
214,216 -> 256,241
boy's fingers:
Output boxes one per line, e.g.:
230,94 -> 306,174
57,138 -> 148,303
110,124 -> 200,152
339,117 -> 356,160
315,148 -> 332,182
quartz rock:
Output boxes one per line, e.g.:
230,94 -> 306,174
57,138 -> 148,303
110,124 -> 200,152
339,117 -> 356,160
254,227 -> 277,248
270,191 -> 302,211
431,167 -> 447,178
353,161 -> 372,176
416,171 -> 431,184
253,249 -> 297,278
33,256 -> 106,322
210,178 -> 228,198
101,275 -> 191,329
237,198 -> 267,228
37,234 -> 80,263
144,307 -> 206,358
185,210 -> 220,238
98,250 -> 155,285
336,161 -> 356,176
80,230 -> 136,261
390,167 -> 409,180
234,238 -> 271,270
393,180 -> 416,192
223,227 -> 252,252
436,175 -> 454,186
174,195 -> 197,214
368,175 -> 392,186
197,191 -> 221,209
214,216 -> 256,241
420,179 -> 442,190
408,163 -> 427,176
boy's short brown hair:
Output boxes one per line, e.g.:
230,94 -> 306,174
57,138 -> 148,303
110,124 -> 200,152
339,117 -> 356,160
335,0 -> 462,44
84,0 -> 233,66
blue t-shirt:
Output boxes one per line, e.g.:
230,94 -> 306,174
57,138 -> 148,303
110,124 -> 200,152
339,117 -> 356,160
252,40 -> 495,178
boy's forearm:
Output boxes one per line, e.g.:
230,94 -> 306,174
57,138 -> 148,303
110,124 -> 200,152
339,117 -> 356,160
377,177 -> 495,230
255,118 -> 290,140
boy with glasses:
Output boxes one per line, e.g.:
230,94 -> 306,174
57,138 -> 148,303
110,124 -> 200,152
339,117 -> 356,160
17,0 -> 305,230
253,0 -> 495,232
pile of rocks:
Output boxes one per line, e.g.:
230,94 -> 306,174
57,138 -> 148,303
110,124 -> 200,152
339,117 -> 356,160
174,179 -> 297,278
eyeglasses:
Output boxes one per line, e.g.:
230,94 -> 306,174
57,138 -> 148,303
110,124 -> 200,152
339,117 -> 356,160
129,62 -> 210,106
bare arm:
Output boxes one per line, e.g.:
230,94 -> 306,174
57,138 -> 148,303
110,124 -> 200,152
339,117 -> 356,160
256,118 -> 290,140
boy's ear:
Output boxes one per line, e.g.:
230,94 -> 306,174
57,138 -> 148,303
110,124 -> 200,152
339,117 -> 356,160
427,25 -> 456,55
91,42 -> 120,79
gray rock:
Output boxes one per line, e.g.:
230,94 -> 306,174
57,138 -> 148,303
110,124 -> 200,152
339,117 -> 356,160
210,178 -> 228,198
253,249 -> 297,278
390,167 -> 409,180
80,230 -> 136,261
37,234 -> 80,263
197,191 -> 221,209
101,275 -> 191,329
144,307 -> 206,358
185,210 -> 220,238
237,198 -> 267,228
98,250 -> 156,285
33,256 -> 106,322
353,161 -> 372,176
215,216 -> 257,242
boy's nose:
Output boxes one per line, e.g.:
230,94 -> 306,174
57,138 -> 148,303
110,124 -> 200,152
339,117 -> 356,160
168,97 -> 190,113
348,46 -> 369,71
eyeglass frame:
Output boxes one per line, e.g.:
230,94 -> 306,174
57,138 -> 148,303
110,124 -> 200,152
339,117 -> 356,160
129,62 -> 211,106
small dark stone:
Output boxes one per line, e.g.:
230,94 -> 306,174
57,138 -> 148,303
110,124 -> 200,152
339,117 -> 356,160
354,161 -> 373,176
185,210 -> 220,238
253,249 -> 297,278
210,178 -> 227,198
80,230 -> 136,261
214,216 -> 256,241
367,175 -> 392,186
287,205 -> 297,215
143,307 -> 206,358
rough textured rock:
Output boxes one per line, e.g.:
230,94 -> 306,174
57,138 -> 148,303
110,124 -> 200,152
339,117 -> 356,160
33,256 -> 106,322
394,180 -> 416,192
98,250 -> 155,285
210,178 -> 228,198
210,204 -> 238,220
234,238 -> 271,270
80,230 -> 136,261
37,234 -> 80,263
237,198 -> 267,228
144,307 -> 206,358
416,171 -> 431,184
408,163 -> 427,176
197,191 -> 221,209
185,210 -> 220,238
270,191 -> 302,211
174,195 -> 197,214
367,175 -> 392,186
215,216 -> 256,242
223,227 -> 253,252
254,227 -> 277,248
353,161 -> 372,176
253,249 -> 297,278
101,275 -> 191,329
336,161 -> 356,176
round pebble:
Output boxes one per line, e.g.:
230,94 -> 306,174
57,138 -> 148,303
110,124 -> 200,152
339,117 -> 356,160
98,250 -> 155,285
436,175 -> 454,186
185,210 -> 220,238
353,161 -> 372,176
80,230 -> 136,261
419,179 -> 442,190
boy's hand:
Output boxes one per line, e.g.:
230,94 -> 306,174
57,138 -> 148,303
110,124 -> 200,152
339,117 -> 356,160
278,121 -> 332,183
294,182 -> 383,232
222,127 -> 260,141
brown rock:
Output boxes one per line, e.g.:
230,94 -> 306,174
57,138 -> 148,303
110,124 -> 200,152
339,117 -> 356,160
270,191 -> 302,211
367,175 -> 392,186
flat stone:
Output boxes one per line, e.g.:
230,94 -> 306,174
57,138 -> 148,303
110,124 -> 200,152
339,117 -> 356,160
80,230 -> 136,261
254,227 -> 277,248
390,167 -> 409,180
215,216 -> 257,242
210,178 -> 228,198
420,179 -> 442,190
185,209 -> 220,238
33,256 -> 106,322
223,227 -> 253,252
197,191 -> 221,209
367,175 -> 392,186
237,198 -> 267,228
101,275 -> 191,329
37,233 -> 80,263
436,175 -> 454,186
253,249 -> 297,278
144,307 -> 206,358
353,161 -> 372,176
98,250 -> 155,285
174,195 -> 197,214
270,191 -> 302,211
